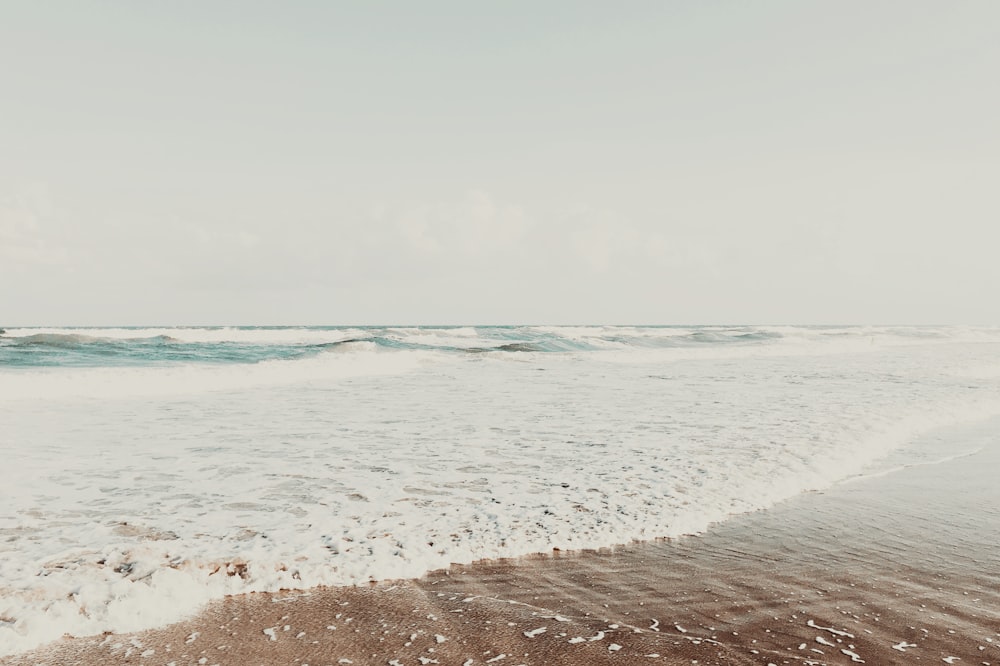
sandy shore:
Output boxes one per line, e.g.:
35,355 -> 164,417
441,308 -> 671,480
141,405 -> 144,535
6,422 -> 1000,666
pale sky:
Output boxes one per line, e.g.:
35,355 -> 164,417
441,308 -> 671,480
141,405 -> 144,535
2,1 -> 998,325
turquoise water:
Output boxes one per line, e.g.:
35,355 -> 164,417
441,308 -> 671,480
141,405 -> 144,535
0,324 -> 925,368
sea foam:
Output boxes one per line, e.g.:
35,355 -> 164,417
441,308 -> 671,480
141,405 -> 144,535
2,326 -> 1000,656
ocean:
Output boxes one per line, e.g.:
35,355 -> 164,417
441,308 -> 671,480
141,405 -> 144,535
2,325 -> 999,657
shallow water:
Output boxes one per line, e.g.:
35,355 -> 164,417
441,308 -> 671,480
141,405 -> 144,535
2,325 -> 1000,655
10,416 -> 998,665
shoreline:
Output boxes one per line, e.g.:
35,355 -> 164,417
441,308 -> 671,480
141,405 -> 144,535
6,421 -> 1000,666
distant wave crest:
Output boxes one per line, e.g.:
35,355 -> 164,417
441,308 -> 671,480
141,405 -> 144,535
3,325 -> 999,372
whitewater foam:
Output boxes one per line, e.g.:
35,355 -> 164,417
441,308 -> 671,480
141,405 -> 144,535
2,326 -> 1000,656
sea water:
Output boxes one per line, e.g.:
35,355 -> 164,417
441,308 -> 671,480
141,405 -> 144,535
2,325 -> 999,656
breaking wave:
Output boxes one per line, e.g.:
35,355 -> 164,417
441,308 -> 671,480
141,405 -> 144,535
3,325 -> 1000,655
4,324 -> 997,370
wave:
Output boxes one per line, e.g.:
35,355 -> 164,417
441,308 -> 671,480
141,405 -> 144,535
3,326 -> 1000,655
313,337 -> 375,350
1,327 -> 371,345
0,345 -> 447,401
9,333 -> 118,348
4,394 -> 1000,656
4,333 -> 180,348
4,326 -> 1000,372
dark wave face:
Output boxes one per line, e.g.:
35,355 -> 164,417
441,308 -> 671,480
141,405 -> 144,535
0,330 -> 327,367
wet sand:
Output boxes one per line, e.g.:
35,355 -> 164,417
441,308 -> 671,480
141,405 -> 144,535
7,422 -> 1000,666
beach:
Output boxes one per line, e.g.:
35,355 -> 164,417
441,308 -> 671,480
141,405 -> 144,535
5,0 -> 1000,661
8,417 -> 998,666
5,2 -> 999,660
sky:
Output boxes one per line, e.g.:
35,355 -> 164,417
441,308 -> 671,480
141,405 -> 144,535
2,1 -> 998,325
